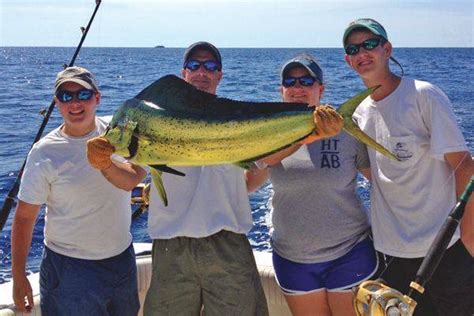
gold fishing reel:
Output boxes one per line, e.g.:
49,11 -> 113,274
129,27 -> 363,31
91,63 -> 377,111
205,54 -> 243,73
353,280 -> 417,316
131,182 -> 151,208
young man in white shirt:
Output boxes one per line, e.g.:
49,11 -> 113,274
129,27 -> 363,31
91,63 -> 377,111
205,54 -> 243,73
343,18 -> 474,316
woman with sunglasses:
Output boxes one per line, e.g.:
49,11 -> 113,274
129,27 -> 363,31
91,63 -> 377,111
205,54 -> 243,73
248,54 -> 378,316
344,18 -> 474,316
11,66 -> 146,315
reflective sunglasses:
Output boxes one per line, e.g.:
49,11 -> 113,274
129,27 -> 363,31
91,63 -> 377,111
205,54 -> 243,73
184,59 -> 220,72
282,75 -> 317,88
56,89 -> 95,103
344,38 -> 384,56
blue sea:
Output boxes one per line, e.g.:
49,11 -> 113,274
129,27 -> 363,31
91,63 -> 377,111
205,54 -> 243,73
0,47 -> 472,284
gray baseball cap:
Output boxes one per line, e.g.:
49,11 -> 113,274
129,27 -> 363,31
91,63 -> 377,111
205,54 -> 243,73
280,53 -> 323,84
54,66 -> 99,93
183,41 -> 222,71
343,18 -> 388,45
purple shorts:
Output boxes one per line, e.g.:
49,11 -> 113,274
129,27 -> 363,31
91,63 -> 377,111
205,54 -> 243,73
273,238 -> 378,294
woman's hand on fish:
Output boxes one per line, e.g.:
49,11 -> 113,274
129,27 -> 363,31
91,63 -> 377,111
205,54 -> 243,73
299,105 -> 343,144
87,136 -> 115,170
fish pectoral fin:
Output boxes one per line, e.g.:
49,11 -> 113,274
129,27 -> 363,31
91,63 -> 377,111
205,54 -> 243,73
343,119 -> 400,161
150,169 -> 168,207
149,165 -> 186,177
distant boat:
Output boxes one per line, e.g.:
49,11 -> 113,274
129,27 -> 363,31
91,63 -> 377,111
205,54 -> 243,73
154,45 -> 165,48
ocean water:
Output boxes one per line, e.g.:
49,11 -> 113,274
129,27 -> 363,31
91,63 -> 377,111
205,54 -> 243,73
0,47 -> 472,284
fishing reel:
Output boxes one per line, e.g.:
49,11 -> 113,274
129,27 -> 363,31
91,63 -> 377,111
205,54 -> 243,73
353,280 -> 417,316
131,182 -> 151,220
131,182 -> 151,208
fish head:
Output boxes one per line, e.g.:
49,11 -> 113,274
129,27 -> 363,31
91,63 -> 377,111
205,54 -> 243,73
104,116 -> 137,158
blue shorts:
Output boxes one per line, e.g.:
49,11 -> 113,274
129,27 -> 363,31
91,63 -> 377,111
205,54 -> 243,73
273,238 -> 378,294
40,244 -> 139,316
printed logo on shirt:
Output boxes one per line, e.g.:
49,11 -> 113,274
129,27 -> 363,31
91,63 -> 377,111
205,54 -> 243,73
320,139 -> 340,168
393,142 -> 413,161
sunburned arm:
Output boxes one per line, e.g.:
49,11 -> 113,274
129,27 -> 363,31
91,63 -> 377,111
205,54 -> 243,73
11,200 -> 41,312
101,161 -> 147,192
444,151 -> 474,256
260,144 -> 303,166
245,167 -> 270,193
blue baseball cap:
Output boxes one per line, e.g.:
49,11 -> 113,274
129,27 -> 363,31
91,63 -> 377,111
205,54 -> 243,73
343,18 -> 388,45
280,53 -> 323,84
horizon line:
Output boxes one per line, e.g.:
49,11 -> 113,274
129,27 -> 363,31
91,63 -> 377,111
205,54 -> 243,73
1,45 -> 473,49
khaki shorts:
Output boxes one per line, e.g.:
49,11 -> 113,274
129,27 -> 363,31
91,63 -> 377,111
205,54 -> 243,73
143,230 -> 269,316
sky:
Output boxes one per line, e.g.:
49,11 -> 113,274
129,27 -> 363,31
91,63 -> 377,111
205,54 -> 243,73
0,0 -> 473,48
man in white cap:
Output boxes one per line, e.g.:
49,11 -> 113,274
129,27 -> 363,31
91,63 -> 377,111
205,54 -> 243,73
11,66 -> 146,315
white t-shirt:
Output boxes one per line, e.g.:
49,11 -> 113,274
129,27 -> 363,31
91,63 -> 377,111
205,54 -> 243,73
353,77 -> 468,258
18,117 -> 132,260
147,165 -> 253,239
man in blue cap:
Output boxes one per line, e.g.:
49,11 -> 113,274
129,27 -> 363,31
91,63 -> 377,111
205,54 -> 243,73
343,18 -> 473,316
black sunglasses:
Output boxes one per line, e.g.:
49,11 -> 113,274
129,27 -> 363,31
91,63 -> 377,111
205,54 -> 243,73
56,89 -> 95,103
282,75 -> 318,88
345,38 -> 384,56
184,59 -> 220,72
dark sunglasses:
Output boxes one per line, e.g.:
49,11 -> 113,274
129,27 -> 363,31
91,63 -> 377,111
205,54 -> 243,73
184,59 -> 220,72
56,89 -> 95,103
282,75 -> 318,88
345,38 -> 384,56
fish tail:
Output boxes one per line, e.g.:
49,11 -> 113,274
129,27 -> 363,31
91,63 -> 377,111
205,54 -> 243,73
337,86 -> 400,161
343,119 -> 400,161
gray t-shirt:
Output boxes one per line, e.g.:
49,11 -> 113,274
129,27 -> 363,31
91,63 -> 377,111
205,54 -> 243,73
270,131 -> 370,263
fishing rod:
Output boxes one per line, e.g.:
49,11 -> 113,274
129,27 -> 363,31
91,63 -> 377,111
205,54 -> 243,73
0,0 -> 102,233
406,176 -> 473,304
354,176 -> 474,315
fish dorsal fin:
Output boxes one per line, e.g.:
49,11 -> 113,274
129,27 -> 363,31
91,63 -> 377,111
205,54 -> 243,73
135,75 -> 217,113
134,75 -> 312,118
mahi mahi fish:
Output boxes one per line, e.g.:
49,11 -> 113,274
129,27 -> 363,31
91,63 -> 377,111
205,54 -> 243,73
103,74 -> 398,205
